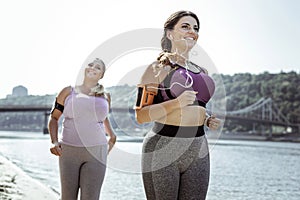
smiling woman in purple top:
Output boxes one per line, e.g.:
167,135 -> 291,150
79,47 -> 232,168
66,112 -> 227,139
135,11 -> 221,200
48,58 -> 116,200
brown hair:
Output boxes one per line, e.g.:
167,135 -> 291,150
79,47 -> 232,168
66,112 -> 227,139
161,10 -> 200,52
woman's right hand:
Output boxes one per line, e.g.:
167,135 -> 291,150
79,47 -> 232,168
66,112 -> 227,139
50,142 -> 62,156
176,90 -> 197,108
108,135 -> 117,154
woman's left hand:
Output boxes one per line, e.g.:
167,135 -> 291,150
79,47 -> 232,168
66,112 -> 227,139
108,135 -> 116,154
207,115 -> 221,130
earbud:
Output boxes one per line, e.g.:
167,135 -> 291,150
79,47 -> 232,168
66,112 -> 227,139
169,35 -> 173,40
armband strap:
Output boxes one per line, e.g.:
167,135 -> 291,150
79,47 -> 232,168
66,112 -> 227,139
135,85 -> 157,109
51,99 -> 64,114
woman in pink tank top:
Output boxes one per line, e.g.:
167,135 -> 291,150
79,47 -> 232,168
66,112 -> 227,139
48,58 -> 116,200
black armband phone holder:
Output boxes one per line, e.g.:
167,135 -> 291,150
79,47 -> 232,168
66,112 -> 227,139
51,99 -> 64,114
135,85 -> 157,109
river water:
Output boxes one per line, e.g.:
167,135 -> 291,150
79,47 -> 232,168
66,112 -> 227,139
0,131 -> 299,200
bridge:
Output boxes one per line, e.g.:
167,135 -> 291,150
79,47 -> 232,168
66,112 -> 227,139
0,105 -> 51,112
0,105 -> 51,133
225,98 -> 300,136
0,98 -> 299,135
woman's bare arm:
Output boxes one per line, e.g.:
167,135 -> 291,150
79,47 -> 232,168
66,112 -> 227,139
48,86 -> 71,156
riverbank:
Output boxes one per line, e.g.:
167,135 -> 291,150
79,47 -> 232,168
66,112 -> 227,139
0,155 -> 59,200
1,131 -> 300,200
207,132 -> 300,143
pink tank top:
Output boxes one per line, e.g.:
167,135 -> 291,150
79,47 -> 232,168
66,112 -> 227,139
61,88 -> 109,147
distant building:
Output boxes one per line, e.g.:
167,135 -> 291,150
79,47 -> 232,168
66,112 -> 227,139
6,85 -> 28,98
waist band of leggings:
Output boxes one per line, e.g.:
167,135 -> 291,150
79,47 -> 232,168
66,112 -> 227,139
152,122 -> 205,138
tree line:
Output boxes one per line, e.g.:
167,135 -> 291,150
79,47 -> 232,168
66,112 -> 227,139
0,71 -> 299,133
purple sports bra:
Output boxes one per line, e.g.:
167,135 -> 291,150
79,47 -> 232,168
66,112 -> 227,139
159,66 -> 215,106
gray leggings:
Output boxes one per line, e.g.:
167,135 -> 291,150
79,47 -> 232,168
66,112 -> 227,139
142,131 -> 210,200
59,144 -> 107,200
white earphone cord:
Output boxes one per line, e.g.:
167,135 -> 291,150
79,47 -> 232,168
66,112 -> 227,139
147,61 -> 194,91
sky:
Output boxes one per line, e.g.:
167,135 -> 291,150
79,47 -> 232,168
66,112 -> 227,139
0,0 -> 299,98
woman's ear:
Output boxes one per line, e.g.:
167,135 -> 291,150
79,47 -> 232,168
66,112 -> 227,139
167,30 -> 173,40
100,73 -> 104,79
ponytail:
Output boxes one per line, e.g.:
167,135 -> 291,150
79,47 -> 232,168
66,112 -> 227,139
90,83 -> 105,97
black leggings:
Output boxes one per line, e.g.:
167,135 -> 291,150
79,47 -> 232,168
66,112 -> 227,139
142,131 -> 210,200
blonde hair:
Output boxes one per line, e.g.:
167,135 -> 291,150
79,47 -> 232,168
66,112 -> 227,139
90,58 -> 106,70
90,83 -> 105,97
90,83 -> 111,108
88,58 -> 106,97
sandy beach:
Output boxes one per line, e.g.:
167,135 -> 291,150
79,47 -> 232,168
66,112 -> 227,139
0,155 -> 59,200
